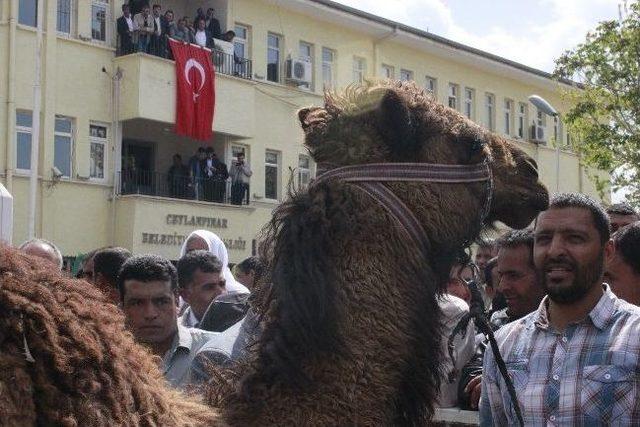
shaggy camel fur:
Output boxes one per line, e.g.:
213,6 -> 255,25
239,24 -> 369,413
0,248 -> 219,426
0,81 -> 547,426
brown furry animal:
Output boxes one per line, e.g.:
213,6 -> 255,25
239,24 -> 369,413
208,81 -> 548,425
0,247 -> 220,426
0,81 -> 547,426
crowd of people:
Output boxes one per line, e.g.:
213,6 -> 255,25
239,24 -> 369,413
162,147 -> 252,204
116,2 -> 241,70
14,194 -> 640,423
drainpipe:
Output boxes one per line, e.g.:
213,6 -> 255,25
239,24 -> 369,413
27,0 -> 44,239
5,0 -> 18,193
110,67 -> 123,245
373,25 -> 398,78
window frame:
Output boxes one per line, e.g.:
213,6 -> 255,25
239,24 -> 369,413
264,149 -> 281,201
321,47 -> 336,90
517,102 -> 527,138
297,154 -> 312,190
267,32 -> 282,83
56,0 -> 74,36
18,0 -> 38,27
298,41 -> 314,90
233,23 -> 250,60
381,64 -> 394,79
54,115 -> 74,179
352,56 -> 366,84
89,122 -> 108,181
15,110 -> 33,174
400,69 -> 413,82
448,83 -> 459,110
485,93 -> 495,131
504,98 -> 513,136
464,87 -> 475,120
90,0 -> 109,43
425,76 -> 437,96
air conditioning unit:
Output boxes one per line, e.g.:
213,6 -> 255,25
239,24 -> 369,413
285,59 -> 312,84
530,125 -> 546,143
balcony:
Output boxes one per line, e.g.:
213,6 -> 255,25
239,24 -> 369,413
116,170 -> 250,206
115,50 -> 256,138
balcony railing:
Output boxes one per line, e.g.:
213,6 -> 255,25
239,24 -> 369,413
116,36 -> 252,80
117,171 -> 251,206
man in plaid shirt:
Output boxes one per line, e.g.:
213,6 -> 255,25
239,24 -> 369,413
480,193 -> 640,426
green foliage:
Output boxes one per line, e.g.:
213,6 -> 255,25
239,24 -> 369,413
553,1 -> 640,206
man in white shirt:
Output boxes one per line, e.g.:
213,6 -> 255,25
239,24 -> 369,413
194,17 -> 210,48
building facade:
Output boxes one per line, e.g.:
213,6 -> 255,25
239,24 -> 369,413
0,0 -> 607,262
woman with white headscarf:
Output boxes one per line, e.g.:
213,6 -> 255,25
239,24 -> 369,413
179,229 -> 250,295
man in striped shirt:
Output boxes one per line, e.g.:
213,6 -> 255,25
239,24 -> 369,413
480,193 -> 640,426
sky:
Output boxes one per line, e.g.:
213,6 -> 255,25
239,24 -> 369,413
333,0 -> 621,73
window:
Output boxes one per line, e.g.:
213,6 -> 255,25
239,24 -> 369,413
54,116 -> 73,178
264,150 -> 280,200
536,109 -> 547,127
19,0 -> 37,26
464,88 -> 474,119
299,41 -> 313,89
485,93 -> 495,131
57,0 -> 72,34
89,124 -> 107,179
233,24 -> 249,59
425,76 -> 437,96
322,47 -> 335,89
400,69 -> 413,82
553,116 -> 560,145
504,99 -> 513,136
448,83 -> 458,110
298,154 -> 311,190
91,0 -> 108,42
381,64 -> 394,79
353,57 -> 366,84
16,110 -> 33,172
517,103 -> 527,138
267,33 -> 281,82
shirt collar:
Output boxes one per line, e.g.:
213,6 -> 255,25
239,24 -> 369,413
176,324 -> 193,351
533,284 -> 616,331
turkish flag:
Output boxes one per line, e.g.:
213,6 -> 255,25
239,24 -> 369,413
169,39 -> 215,141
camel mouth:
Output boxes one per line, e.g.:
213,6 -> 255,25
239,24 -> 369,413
487,184 -> 549,229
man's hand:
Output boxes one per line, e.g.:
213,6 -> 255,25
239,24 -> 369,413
465,375 -> 482,410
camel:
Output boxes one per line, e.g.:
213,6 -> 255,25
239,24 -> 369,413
0,81 -> 548,426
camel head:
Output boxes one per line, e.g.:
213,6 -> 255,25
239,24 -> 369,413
298,81 -> 548,230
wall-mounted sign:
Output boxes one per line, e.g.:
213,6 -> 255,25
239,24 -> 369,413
166,214 -> 228,229
141,232 -> 247,251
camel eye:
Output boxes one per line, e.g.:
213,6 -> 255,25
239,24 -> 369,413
469,137 -> 486,153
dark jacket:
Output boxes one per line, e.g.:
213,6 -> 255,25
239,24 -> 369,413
208,17 -> 221,40
116,15 -> 134,54
198,292 -> 250,332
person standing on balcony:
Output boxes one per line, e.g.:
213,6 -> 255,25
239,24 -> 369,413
188,147 -> 206,200
116,4 -> 135,55
150,4 -> 164,57
193,17 -> 212,49
206,8 -> 222,40
168,154 -> 190,199
133,5 -> 154,53
211,152 -> 229,203
230,152 -> 252,205
171,18 -> 194,44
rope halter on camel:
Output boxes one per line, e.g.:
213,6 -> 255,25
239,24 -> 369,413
312,161 -> 493,262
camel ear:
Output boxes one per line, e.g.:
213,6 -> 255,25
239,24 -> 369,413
375,89 -> 417,156
298,107 -> 325,132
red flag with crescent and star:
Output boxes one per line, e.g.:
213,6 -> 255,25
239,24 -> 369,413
169,39 -> 215,141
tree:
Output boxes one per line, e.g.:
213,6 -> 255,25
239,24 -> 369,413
553,1 -> 640,205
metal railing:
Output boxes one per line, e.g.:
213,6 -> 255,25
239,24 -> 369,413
117,171 -> 251,206
116,35 -> 253,80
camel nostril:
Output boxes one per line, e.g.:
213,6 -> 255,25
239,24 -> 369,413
523,158 -> 538,178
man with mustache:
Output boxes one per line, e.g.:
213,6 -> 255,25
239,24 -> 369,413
480,193 -> 640,426
460,229 -> 545,410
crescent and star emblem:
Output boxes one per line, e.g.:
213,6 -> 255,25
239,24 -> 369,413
184,58 -> 206,102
